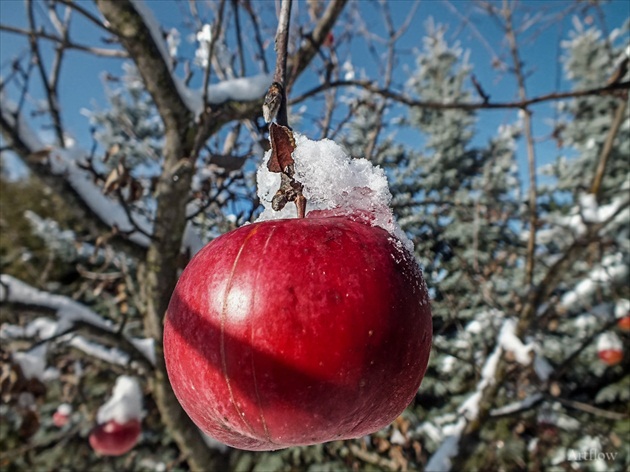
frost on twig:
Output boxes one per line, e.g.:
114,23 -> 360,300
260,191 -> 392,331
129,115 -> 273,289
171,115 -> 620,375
0,98 -> 205,254
425,317 -> 526,472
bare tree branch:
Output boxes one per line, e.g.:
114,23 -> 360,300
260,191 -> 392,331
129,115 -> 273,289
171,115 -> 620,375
94,2 -> 225,470
273,0 -> 292,88
290,78 -> 630,110
231,0 -> 246,76
0,23 -> 128,57
286,0 -> 348,91
362,0 -> 417,161
48,6 -> 71,93
263,0 -> 292,127
241,0 -> 268,73
502,0 -> 538,289
590,98 -> 628,200
26,0 -> 65,146
552,395 -> 628,421
57,0 -> 113,32
201,0 -> 226,106
94,0 -> 192,137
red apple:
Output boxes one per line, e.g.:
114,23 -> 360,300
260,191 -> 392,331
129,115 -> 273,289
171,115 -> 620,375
617,315 -> 630,332
52,405 -> 71,427
53,411 -> 68,427
164,216 -> 432,451
598,348 -> 623,366
89,419 -> 141,456
323,32 -> 334,48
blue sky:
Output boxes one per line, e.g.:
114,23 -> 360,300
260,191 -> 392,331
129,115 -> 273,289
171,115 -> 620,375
1,0 -> 629,183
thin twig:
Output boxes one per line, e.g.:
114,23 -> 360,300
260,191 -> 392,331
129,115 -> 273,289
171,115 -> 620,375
289,78 -> 630,111
264,0 -> 292,127
57,0 -> 112,31
444,0 -> 500,65
201,0 -> 226,107
348,444 -> 398,472
231,0 -> 246,76
0,24 -> 128,57
503,0 -> 538,290
241,0 -> 268,73
48,5 -> 71,94
274,0 -> 292,87
590,98 -> 628,200
287,0 -> 348,91
552,396 -> 628,421
26,0 -> 65,147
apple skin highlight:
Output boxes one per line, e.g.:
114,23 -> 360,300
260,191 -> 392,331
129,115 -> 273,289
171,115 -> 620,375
164,216 -> 432,451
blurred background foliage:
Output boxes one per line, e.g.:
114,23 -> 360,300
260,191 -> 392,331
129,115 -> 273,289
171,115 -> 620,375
1,0 -> 629,471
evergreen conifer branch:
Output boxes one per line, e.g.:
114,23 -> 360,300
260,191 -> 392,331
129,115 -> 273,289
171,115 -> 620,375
451,198 -> 630,470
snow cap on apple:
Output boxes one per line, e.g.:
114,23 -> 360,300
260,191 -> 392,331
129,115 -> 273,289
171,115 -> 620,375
164,122 -> 432,451
597,332 -> 623,366
256,129 -> 414,254
615,299 -> 630,332
96,375 -> 144,424
53,403 -> 72,427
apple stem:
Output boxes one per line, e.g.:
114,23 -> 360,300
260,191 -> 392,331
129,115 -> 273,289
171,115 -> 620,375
264,0 -> 292,127
264,0 -> 308,219
271,172 -> 307,218
296,195 -> 306,219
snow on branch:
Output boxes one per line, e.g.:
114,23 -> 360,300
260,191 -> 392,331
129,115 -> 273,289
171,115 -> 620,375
129,0 -> 271,115
97,375 -> 144,423
0,99 -> 205,254
490,393 -> 544,417
0,274 -> 155,375
560,253 -> 628,312
534,193 -> 630,246
426,317 -> 511,472
1,274 -> 113,332
497,318 -> 535,365
24,211 -> 131,266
